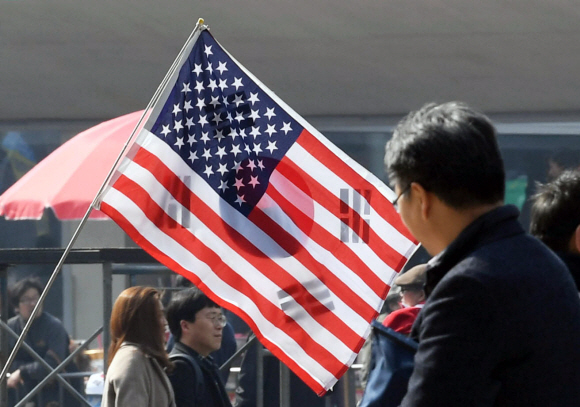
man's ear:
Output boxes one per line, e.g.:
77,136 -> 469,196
573,225 -> 580,253
410,182 -> 431,221
180,319 -> 190,333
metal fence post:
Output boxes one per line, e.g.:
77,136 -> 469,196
103,261 -> 112,372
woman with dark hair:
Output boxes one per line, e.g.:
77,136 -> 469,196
102,286 -> 175,407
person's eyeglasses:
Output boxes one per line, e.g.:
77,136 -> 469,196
392,184 -> 411,211
19,296 -> 39,305
204,313 -> 227,328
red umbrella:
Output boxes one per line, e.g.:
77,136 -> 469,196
0,111 -> 144,220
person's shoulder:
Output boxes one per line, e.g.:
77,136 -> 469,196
108,344 -> 148,378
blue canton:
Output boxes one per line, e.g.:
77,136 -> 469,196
150,30 -> 303,216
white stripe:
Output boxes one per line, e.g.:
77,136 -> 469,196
269,170 -> 399,290
101,187 -> 338,390
286,142 -> 416,257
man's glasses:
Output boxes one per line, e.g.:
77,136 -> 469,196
392,184 -> 411,211
204,313 -> 227,328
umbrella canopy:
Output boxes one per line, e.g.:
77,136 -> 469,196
0,111 -> 144,220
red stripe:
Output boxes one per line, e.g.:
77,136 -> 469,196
296,129 -> 415,242
100,200 -> 328,395
266,180 -> 389,299
276,155 -> 410,273
113,149 -> 352,372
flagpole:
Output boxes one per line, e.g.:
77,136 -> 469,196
0,17 -> 208,385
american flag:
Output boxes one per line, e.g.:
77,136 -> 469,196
98,24 -> 417,394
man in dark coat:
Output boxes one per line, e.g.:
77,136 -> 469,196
166,287 -> 232,407
384,101 -> 580,406
530,169 -> 580,291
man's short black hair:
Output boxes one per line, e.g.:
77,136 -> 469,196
166,286 -> 219,341
385,101 -> 505,209
9,277 -> 43,308
530,170 -> 580,253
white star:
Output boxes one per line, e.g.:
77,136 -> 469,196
172,104 -> 181,115
174,120 -> 184,132
231,144 -> 242,157
234,111 -> 245,123
232,94 -> 244,107
208,79 -> 218,92
214,129 -> 226,142
253,143 -> 263,154
188,150 -> 198,163
192,63 -> 203,76
174,137 -> 184,149
196,97 -> 206,110
244,144 -> 252,154
218,180 -> 229,193
248,92 -> 260,105
209,96 -> 220,108
202,148 -> 212,161
185,117 -> 195,129
216,61 -> 228,75
203,165 -> 214,178
265,124 -> 277,136
249,109 -> 260,121
226,111 -> 233,122
217,162 -> 229,176
160,125 -> 171,137
281,122 -> 292,134
181,82 -> 191,94
247,159 -> 257,171
264,107 -> 276,120
183,100 -> 193,112
204,45 -> 213,57
216,146 -> 227,159
248,175 -> 260,188
187,133 -> 196,146
229,128 -> 239,140
212,112 -> 223,126
234,178 -> 245,190
250,126 -> 261,137
233,161 -> 243,173
239,128 -> 247,139
232,77 -> 243,90
266,140 -> 278,154
205,63 -> 214,75
257,160 -> 265,170
217,79 -> 227,91
235,194 -> 246,206
200,132 -> 211,144
194,81 -> 204,93
198,115 -> 208,127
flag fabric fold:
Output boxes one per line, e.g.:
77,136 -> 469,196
97,23 -> 418,394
